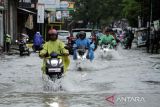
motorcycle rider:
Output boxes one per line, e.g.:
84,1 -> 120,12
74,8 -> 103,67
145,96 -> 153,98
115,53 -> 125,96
33,32 -> 44,52
73,31 -> 95,61
39,29 -> 70,73
99,28 -> 117,48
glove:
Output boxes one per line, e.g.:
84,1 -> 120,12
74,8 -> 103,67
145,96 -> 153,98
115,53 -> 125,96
77,55 -> 81,59
82,55 -> 86,60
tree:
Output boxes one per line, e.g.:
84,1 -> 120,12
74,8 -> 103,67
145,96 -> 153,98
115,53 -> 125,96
73,0 -> 123,28
121,0 -> 141,27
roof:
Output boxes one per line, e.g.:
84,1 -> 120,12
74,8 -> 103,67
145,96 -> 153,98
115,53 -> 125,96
57,30 -> 70,33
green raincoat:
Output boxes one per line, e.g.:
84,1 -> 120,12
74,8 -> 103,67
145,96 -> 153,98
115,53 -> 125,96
40,39 -> 70,73
99,34 -> 117,47
5,34 -> 11,44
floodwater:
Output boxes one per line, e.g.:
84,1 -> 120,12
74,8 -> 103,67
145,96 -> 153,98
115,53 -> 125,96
0,45 -> 160,107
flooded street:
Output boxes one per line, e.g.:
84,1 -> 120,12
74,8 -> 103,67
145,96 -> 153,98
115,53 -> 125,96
0,45 -> 160,107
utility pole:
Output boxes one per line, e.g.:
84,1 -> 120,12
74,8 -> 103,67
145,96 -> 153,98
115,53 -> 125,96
147,0 -> 152,53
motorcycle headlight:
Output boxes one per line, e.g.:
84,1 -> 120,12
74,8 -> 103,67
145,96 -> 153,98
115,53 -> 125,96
50,60 -> 58,66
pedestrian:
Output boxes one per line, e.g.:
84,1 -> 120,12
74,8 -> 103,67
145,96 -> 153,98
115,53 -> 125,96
5,34 -> 11,53
39,29 -> 70,73
124,29 -> 134,49
33,32 -> 44,52
127,30 -> 134,49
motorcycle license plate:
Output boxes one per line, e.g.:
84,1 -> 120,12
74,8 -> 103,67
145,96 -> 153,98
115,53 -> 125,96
48,68 -> 61,73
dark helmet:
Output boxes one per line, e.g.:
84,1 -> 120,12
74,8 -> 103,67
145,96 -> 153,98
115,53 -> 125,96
79,31 -> 86,40
104,27 -> 113,33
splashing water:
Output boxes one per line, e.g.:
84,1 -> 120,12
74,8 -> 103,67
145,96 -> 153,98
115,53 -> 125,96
61,71 -> 96,92
95,46 -> 123,60
42,74 -> 63,92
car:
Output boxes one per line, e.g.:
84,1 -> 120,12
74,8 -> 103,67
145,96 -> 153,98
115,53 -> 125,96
66,28 -> 101,54
57,30 -> 70,45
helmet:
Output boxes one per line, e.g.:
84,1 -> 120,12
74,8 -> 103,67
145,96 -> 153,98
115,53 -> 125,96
48,29 -> 58,41
79,31 -> 86,40
104,27 -> 112,33
48,29 -> 57,34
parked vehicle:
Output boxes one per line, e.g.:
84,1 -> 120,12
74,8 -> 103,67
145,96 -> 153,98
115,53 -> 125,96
67,28 -> 100,54
16,33 -> 30,56
135,28 -> 148,47
57,30 -> 70,45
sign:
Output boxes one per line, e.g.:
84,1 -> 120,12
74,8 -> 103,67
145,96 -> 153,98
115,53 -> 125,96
68,2 -> 75,9
37,4 -> 44,23
56,11 -> 61,20
60,1 -> 69,9
62,11 -> 69,17
38,0 -> 60,10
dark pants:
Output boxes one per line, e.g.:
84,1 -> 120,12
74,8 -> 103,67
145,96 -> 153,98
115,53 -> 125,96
6,42 -> 10,53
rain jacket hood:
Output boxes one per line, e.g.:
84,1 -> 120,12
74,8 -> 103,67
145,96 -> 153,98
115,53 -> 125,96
33,32 -> 44,46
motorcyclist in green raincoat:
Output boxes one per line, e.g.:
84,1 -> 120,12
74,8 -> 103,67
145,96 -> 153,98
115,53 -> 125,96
99,28 -> 117,49
39,29 -> 70,73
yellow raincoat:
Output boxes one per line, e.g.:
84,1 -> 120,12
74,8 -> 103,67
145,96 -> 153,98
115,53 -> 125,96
39,40 -> 70,73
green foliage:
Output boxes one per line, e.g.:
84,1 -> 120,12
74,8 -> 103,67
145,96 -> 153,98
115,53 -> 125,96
72,0 -> 155,27
73,0 -> 124,27
121,0 -> 141,26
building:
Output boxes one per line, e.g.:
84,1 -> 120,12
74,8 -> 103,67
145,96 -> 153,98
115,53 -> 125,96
0,0 -> 4,47
0,0 -> 17,50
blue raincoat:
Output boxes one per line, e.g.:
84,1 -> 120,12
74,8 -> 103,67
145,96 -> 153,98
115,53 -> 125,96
33,32 -> 44,46
73,38 -> 95,61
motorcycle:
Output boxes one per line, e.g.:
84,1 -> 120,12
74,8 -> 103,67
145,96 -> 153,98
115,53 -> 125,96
44,52 -> 64,82
100,44 -> 113,59
16,39 -> 30,56
76,46 -> 88,70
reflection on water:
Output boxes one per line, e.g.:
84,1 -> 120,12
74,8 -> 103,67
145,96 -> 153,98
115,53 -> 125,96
43,95 -> 68,107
